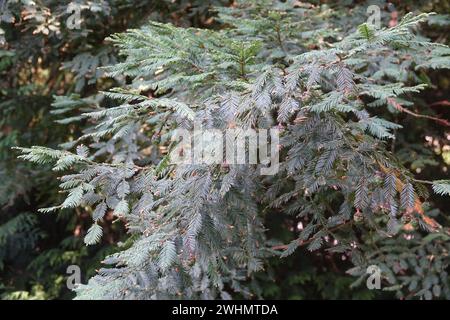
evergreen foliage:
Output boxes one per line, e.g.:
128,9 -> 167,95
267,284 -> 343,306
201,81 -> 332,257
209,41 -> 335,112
2,0 -> 450,300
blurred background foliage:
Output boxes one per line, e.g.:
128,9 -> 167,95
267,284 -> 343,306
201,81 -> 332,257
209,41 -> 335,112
0,0 -> 448,299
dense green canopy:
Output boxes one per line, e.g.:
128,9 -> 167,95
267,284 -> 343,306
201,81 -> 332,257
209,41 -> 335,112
1,0 -> 449,300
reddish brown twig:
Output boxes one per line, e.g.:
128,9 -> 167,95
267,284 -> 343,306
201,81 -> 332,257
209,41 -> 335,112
387,98 -> 450,126
430,100 -> 450,107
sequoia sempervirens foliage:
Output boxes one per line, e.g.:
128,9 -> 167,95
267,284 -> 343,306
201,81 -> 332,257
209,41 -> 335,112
17,1 -> 450,299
